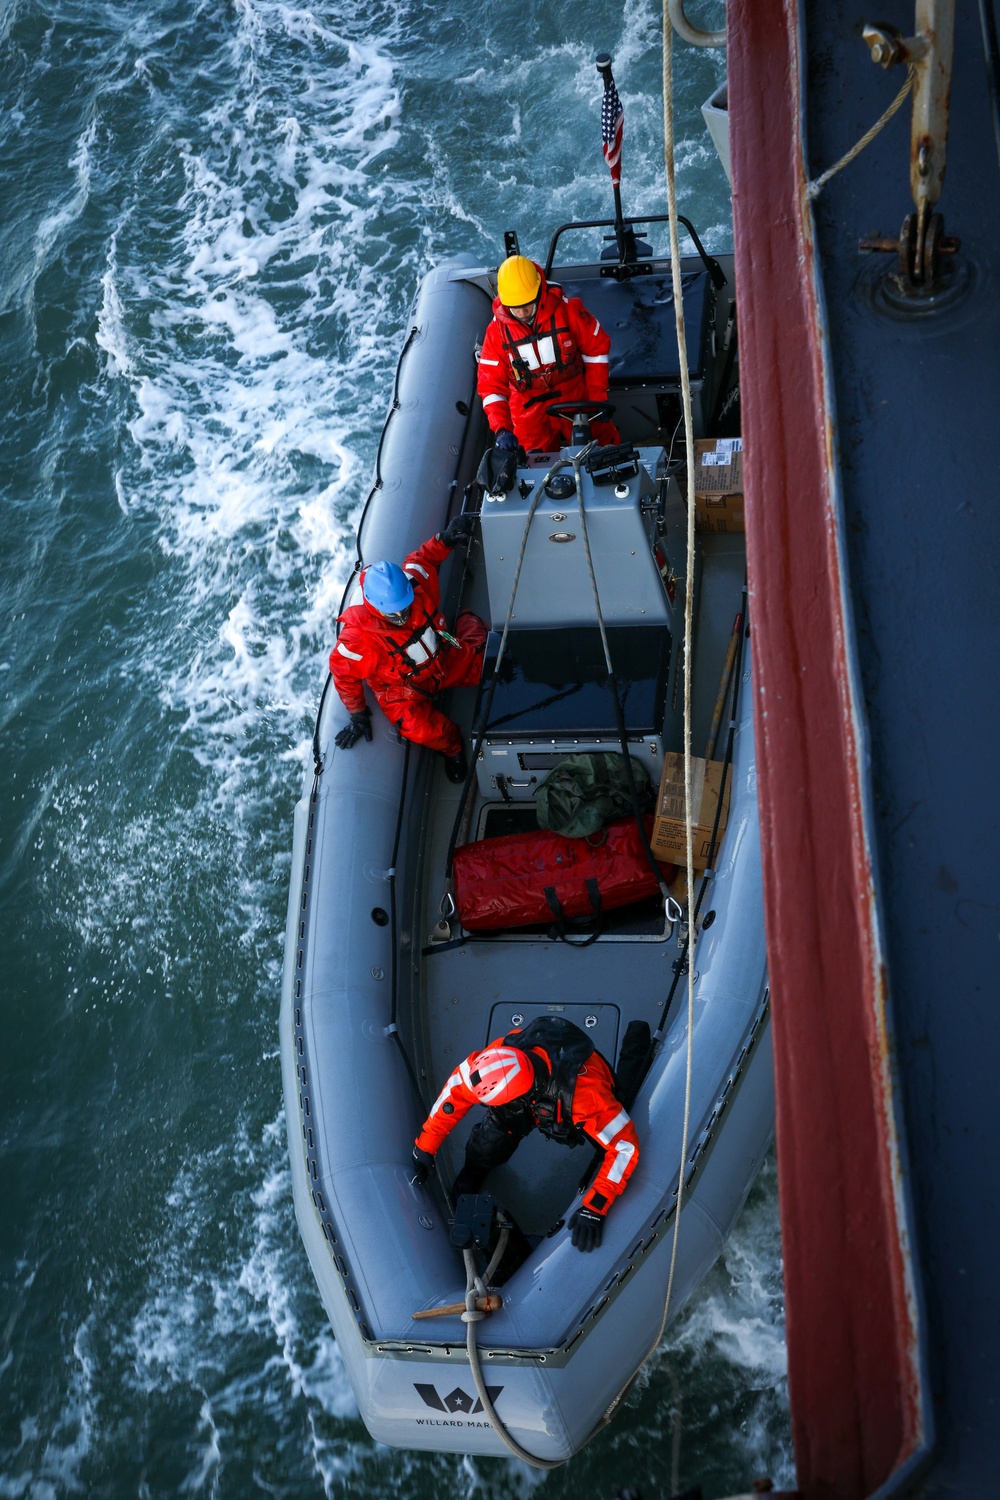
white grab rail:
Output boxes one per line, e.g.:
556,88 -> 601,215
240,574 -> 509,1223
667,0 -> 726,49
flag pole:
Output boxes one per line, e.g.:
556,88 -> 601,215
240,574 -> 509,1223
596,54 -> 627,264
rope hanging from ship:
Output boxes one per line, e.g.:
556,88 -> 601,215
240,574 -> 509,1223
464,7 -> 724,1458
653,586 -> 747,1041
656,0 -> 700,1372
602,0 -> 704,1433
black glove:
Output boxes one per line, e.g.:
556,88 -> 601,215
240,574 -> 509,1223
569,1207 -> 605,1252
494,428 -> 518,451
411,1146 -> 435,1187
440,512 -> 476,547
335,708 -> 372,749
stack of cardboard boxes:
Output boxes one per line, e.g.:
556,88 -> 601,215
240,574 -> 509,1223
651,753 -> 731,871
693,436 -> 744,534
649,436 -> 743,872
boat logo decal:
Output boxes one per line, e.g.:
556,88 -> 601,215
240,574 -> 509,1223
414,1382 -> 503,1415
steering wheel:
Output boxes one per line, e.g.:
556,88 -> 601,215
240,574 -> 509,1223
541,399 -> 617,446
542,399 -> 617,426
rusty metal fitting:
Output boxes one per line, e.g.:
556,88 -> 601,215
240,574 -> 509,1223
863,23 -> 904,68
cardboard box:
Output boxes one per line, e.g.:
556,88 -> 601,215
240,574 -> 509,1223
695,491 -> 745,534
692,438 -> 744,533
693,437 -> 743,495
650,753 -> 731,868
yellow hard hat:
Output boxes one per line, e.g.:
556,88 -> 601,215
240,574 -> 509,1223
497,255 -> 541,308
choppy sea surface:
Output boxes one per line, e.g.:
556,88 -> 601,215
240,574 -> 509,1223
0,1 -> 793,1495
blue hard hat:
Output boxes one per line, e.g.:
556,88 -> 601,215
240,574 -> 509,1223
362,560 -> 414,616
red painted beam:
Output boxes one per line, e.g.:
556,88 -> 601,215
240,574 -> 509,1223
726,2 -> 925,1494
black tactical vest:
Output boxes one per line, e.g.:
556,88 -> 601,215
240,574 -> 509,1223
382,605 -> 442,690
498,300 -> 584,394
501,1015 -> 595,1147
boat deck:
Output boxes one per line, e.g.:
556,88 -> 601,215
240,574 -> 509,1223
406,525 -> 748,1237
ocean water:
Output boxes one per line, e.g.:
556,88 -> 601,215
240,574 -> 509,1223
0,1 -> 793,1495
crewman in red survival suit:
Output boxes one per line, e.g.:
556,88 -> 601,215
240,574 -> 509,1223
477,255 -> 622,454
330,514 -> 487,783
410,1015 -> 640,1252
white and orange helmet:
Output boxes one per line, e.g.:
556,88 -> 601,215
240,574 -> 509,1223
467,1045 -> 536,1106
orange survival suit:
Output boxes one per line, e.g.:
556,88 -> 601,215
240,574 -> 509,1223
477,264 -> 621,452
330,534 -> 487,757
415,1016 -> 640,1223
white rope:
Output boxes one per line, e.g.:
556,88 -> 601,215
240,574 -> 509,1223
605,18 -> 700,1433
658,0 -> 698,1357
807,64 -> 914,199
602,9 -> 740,1439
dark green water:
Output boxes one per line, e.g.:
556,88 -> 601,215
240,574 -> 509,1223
0,1 -> 792,1494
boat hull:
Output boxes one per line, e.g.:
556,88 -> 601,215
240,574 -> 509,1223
281,259 -> 774,1458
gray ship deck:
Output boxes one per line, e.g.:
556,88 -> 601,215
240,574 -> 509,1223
729,0 -> 1000,1489
807,2 -> 1000,1486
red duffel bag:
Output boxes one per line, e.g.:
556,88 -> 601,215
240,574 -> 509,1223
453,816 -> 674,932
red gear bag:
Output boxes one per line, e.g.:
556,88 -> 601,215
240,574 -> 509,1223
453,816 -> 674,931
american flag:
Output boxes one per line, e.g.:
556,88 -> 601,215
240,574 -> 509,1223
601,65 -> 624,188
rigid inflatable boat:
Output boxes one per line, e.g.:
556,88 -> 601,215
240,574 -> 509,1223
280,214 -> 773,1462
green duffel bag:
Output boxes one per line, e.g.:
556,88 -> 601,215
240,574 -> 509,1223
535,751 -> 653,840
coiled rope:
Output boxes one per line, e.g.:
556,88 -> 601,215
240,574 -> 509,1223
807,64 -> 915,199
